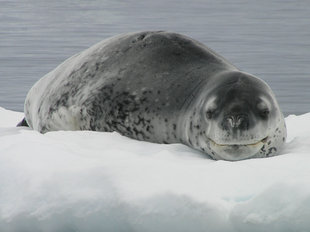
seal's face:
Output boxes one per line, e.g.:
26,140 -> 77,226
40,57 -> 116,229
192,72 -> 286,161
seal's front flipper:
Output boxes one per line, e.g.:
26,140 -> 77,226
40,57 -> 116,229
17,117 -> 29,127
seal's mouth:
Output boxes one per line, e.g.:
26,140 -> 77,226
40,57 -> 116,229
209,136 -> 268,148
208,136 -> 269,160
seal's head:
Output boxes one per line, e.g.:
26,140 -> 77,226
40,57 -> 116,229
185,71 -> 286,161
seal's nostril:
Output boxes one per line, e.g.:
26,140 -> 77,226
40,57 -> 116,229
227,117 -> 234,127
225,115 -> 248,129
237,117 -> 243,126
227,116 -> 240,128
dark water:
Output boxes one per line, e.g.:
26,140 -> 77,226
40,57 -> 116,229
0,0 -> 309,116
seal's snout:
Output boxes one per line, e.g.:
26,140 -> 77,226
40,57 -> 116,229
223,114 -> 249,131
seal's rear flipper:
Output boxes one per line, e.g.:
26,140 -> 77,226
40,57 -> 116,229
17,118 -> 29,127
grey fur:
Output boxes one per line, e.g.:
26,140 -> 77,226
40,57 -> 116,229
24,31 -> 286,161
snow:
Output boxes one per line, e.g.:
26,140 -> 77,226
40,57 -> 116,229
0,106 -> 309,232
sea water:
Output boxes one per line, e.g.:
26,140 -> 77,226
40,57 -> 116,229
0,0 -> 309,116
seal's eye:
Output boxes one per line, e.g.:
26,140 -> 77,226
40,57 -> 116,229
257,101 -> 270,119
206,109 -> 214,119
260,109 -> 270,118
205,97 -> 217,119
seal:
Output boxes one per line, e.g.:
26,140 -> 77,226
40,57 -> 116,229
21,31 -> 287,161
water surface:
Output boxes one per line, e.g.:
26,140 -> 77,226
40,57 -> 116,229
1,0 -> 309,116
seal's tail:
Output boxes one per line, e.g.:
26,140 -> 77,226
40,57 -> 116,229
17,117 -> 29,127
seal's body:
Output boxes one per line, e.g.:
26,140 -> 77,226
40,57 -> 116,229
23,31 -> 286,161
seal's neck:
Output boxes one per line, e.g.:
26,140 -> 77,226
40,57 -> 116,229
176,96 -> 204,148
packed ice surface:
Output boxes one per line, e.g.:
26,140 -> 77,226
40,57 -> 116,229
0,106 -> 309,232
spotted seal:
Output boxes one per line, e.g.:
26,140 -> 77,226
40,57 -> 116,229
21,31 -> 286,161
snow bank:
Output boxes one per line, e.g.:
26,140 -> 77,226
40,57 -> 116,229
0,106 -> 309,232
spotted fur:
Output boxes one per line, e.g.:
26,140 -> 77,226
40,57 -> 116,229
23,31 -> 286,161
